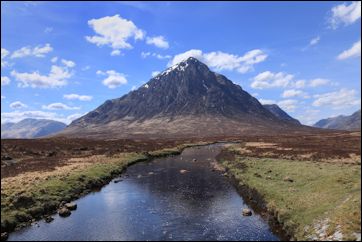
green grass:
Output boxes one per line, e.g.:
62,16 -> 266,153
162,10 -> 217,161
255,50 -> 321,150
220,154 -> 361,240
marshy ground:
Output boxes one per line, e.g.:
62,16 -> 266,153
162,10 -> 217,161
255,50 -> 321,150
1,131 -> 361,241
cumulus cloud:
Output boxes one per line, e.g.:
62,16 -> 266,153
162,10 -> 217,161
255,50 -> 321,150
169,49 -> 267,74
282,89 -> 309,98
1,48 -> 10,67
42,102 -> 80,110
1,76 -> 10,86
10,101 -> 27,109
51,56 -> 58,63
63,94 -> 93,101
86,15 -> 145,55
151,71 -> 160,77
313,89 -> 361,109
110,49 -> 121,56
329,1 -> 361,29
11,65 -> 73,88
251,71 -> 293,89
277,99 -> 298,112
97,70 -> 128,88
61,59 -> 76,68
252,71 -> 332,90
1,110 -> 84,124
11,43 -> 53,58
337,39 -> 361,60
309,78 -> 330,87
146,36 -> 169,49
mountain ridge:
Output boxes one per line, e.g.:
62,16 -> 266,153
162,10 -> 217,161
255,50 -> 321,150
313,110 -> 361,131
60,57 -> 315,139
1,118 -> 67,139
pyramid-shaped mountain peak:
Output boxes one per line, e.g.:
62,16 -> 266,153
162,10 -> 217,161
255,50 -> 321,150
61,59 -> 305,139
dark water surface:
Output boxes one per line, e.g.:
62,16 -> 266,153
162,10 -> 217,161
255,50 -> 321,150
8,144 -> 280,241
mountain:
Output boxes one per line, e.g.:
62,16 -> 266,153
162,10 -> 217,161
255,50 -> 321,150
313,110 -> 361,131
1,118 -> 67,139
263,104 -> 301,125
60,57 -> 312,139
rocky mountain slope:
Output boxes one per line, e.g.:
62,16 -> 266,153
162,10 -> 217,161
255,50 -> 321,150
313,110 -> 361,131
60,57 -> 313,139
263,104 -> 301,125
1,119 -> 67,139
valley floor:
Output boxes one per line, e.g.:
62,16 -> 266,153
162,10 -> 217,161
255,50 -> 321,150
1,131 -> 361,241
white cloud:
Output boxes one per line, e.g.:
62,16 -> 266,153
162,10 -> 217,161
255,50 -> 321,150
251,71 -> 293,89
42,102 -> 80,110
313,89 -> 361,109
61,59 -> 76,68
110,49 -> 121,56
1,48 -> 10,67
310,36 -> 320,46
309,78 -> 330,87
141,52 -> 151,58
141,52 -> 171,59
11,65 -> 73,88
296,109 -> 321,125
1,110 -> 84,125
1,96 -> 5,99
258,99 -> 275,105
277,99 -> 298,112
252,71 -> 332,90
151,71 -> 160,77
282,89 -> 309,98
337,39 -> 361,60
329,1 -> 361,29
97,70 -> 128,88
293,80 -> 306,89
169,49 -> 267,74
10,101 -> 27,109
146,36 -> 169,49
51,56 -> 58,63
1,76 -> 10,86
63,94 -> 93,101
86,15 -> 145,55
11,43 -> 53,58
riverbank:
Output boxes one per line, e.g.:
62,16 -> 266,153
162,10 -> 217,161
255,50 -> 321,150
0,142 -> 210,238
217,144 -> 361,241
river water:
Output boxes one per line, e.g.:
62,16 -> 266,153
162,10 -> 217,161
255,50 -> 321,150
8,144 -> 280,241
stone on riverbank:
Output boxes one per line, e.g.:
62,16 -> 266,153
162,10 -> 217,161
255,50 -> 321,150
58,208 -> 71,217
242,208 -> 252,216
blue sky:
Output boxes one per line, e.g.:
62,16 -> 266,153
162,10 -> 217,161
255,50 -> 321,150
1,1 -> 361,125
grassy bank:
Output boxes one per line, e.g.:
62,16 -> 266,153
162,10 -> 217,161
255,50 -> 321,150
219,147 -> 361,241
1,142 -> 210,235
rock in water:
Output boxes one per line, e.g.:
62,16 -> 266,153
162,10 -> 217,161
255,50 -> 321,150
44,216 -> 54,223
65,202 -> 77,210
58,207 -> 71,217
242,208 -> 252,216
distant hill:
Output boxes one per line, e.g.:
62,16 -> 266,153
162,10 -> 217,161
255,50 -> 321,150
1,118 -> 67,139
59,57 -> 314,139
263,104 -> 301,125
313,110 -> 361,131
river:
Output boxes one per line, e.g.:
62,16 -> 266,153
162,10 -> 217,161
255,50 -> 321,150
8,144 -> 280,241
